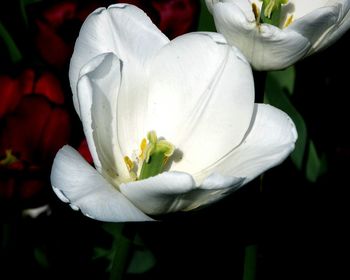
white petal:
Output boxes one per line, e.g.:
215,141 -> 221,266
211,2 -> 310,70
69,4 -> 169,116
121,171 -> 244,215
181,173 -> 245,211
51,145 -> 152,222
322,1 -> 350,51
120,172 -> 197,215
291,0 -> 350,54
291,0 -> 339,19
288,4 -> 340,54
77,52 -> 129,181
205,0 -> 220,13
145,32 -> 254,174
199,104 -> 297,184
76,59 -> 102,172
200,173 -> 244,190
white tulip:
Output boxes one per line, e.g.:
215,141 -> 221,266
206,0 -> 350,70
50,4 -> 297,222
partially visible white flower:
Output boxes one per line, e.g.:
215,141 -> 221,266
50,4 -> 297,222
22,205 -> 51,218
206,0 -> 350,70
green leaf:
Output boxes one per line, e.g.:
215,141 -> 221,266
269,66 -> 295,95
93,247 -> 112,260
133,233 -> 147,247
306,140 -> 327,182
198,0 -> 216,32
127,249 -> 156,274
0,21 -> 22,63
265,73 -> 307,170
34,247 -> 49,268
102,222 -> 124,237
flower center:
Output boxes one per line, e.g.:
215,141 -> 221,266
123,131 -> 175,180
253,0 -> 293,28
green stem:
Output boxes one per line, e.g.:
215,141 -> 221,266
19,0 -> 29,27
0,20 -> 22,63
108,223 -> 141,280
19,0 -> 42,27
243,244 -> 257,280
109,230 -> 132,280
1,223 -> 11,250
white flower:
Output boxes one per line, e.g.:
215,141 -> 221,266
50,4 -> 297,222
206,0 -> 350,70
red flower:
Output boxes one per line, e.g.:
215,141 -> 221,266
77,138 -> 93,165
152,0 -> 200,39
122,0 -> 200,39
0,70 -> 70,202
34,0 -> 200,68
34,1 -> 103,68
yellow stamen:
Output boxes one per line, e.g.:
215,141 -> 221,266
284,15 -> 293,28
252,3 -> 260,22
124,156 -> 134,171
139,138 -> 147,160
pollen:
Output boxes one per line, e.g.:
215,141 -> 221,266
139,138 -> 147,160
284,15 -> 293,28
252,3 -> 260,22
124,156 -> 134,171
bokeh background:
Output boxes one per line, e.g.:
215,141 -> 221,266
1,0 -> 349,279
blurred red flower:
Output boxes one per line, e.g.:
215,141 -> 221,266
0,69 -> 70,202
77,138 -> 93,165
34,0 -> 103,68
123,0 -> 200,39
34,0 -> 200,68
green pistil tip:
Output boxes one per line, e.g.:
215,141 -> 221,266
139,131 -> 175,180
259,0 -> 288,27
